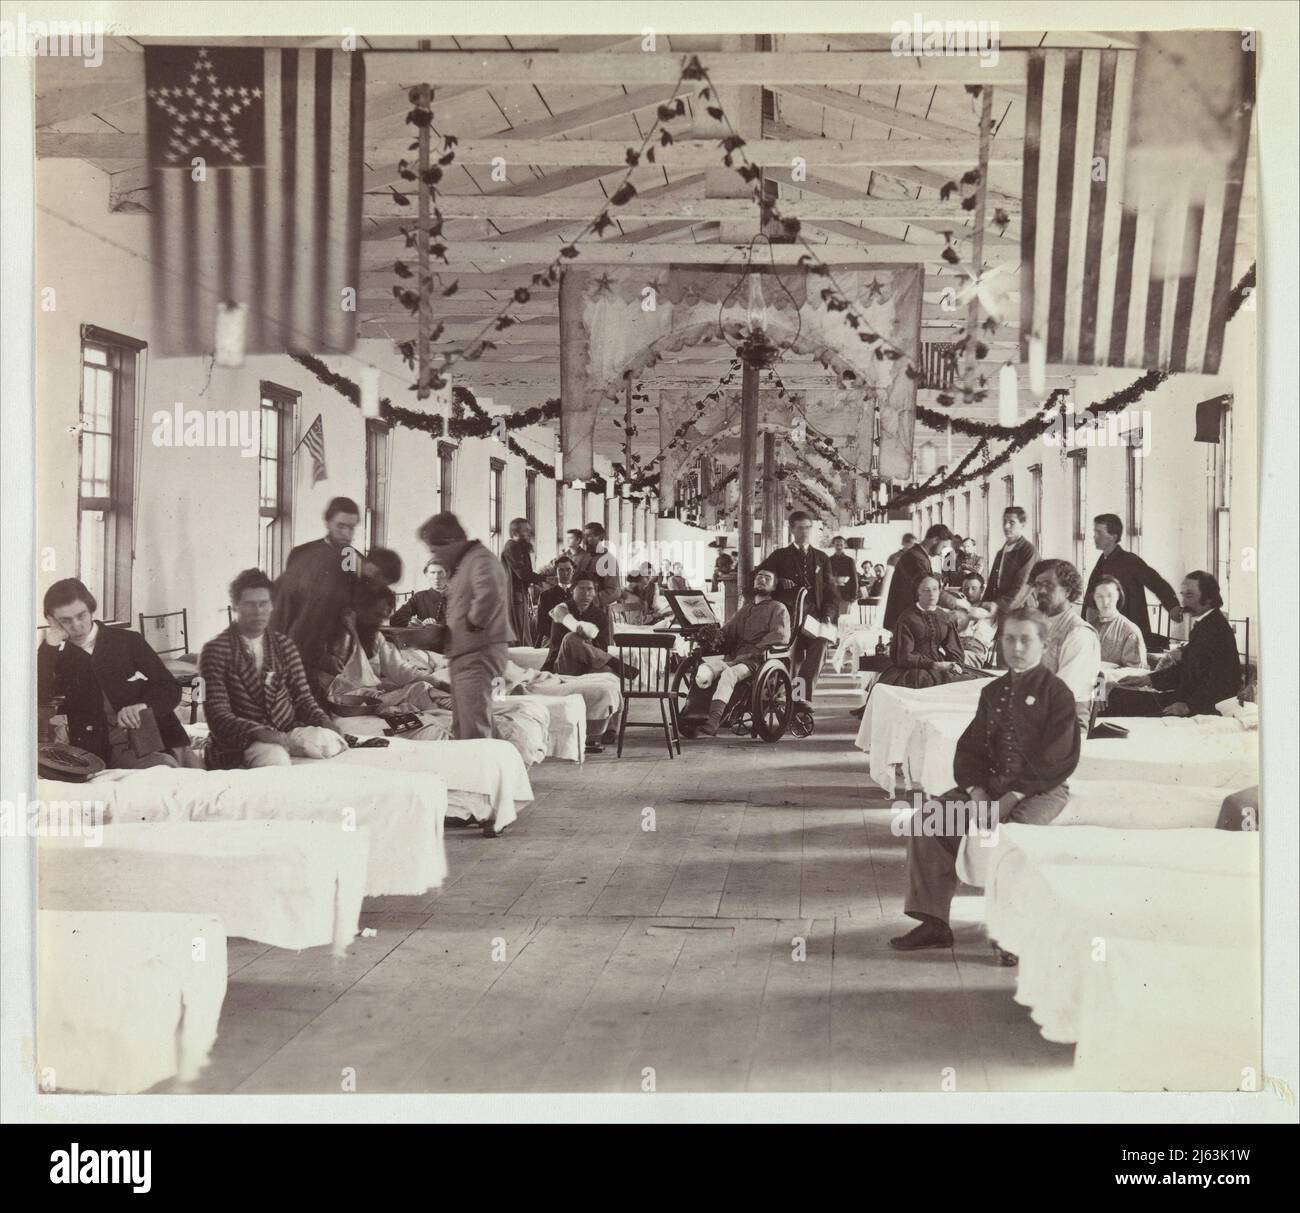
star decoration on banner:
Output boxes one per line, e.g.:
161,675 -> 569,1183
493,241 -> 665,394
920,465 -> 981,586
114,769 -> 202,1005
864,276 -> 891,305
590,272 -> 617,300
147,46 -> 263,165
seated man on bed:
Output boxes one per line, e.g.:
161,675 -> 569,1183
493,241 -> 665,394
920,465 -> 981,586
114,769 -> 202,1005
199,569 -> 348,769
319,583 -> 551,765
889,607 -> 1082,956
1108,570 -> 1241,717
541,576 -> 640,682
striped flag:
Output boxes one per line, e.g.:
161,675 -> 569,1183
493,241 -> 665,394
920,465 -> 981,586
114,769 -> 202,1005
1020,38 -> 1254,376
145,45 -> 365,357
299,413 -> 327,485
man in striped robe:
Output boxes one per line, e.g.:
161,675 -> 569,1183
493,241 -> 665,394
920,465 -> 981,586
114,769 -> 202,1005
200,568 -> 345,769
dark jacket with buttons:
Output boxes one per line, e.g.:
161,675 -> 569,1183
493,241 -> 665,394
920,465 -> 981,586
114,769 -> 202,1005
755,544 -> 838,624
953,663 -> 1080,800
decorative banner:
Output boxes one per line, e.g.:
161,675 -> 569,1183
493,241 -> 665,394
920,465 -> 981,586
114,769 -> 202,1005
559,264 -> 921,482
1020,36 -> 1253,375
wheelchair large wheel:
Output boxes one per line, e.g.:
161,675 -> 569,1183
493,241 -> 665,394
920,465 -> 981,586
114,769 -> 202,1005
671,656 -> 700,737
752,664 -> 793,742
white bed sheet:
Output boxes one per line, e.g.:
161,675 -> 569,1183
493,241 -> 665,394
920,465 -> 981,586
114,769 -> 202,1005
982,825 -> 1260,1089
39,821 -> 369,955
38,762 -> 446,897
38,910 -> 227,1093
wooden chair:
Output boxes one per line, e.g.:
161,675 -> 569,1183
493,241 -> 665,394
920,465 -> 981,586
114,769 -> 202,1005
139,608 -> 202,724
612,631 -> 682,759
1227,616 -> 1251,672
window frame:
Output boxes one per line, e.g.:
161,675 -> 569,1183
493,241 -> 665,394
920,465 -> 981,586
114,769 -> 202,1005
488,457 -> 506,554
437,441 -> 457,515
257,380 -> 299,577
365,418 -> 391,550
525,468 -> 538,534
1125,432 -> 1145,557
1069,449 -> 1088,574
77,324 -> 145,623
1027,464 -> 1043,555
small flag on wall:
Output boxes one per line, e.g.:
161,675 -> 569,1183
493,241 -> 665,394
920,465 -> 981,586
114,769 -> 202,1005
298,413 -> 327,485
144,44 -> 365,357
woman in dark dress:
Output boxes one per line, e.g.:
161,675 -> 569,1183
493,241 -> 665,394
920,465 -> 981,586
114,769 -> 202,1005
875,574 -> 982,689
501,518 -> 546,646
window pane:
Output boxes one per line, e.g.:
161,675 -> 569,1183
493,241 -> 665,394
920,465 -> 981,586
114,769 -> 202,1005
78,509 -> 107,610
95,369 -> 114,427
83,345 -> 108,366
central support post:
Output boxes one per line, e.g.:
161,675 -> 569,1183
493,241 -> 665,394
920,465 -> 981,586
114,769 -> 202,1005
414,79 -> 433,399
738,359 -> 760,594
761,429 -> 777,551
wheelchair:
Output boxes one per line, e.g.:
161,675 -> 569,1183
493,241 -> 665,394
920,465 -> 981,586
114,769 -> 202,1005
670,589 -> 815,742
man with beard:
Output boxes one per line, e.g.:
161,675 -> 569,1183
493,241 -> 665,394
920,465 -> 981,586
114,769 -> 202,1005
696,569 -> 791,736
1029,558 -> 1102,729
419,512 -> 510,741
883,524 -> 952,632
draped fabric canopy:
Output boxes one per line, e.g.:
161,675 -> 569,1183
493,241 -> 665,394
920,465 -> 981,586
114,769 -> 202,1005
559,264 -> 922,483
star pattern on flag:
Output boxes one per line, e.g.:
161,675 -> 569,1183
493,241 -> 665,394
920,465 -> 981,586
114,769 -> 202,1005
864,276 -> 891,305
147,47 -> 263,165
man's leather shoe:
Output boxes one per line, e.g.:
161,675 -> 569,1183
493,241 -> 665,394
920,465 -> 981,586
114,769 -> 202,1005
888,919 -> 954,951
584,739 -> 605,754
990,942 -> 1018,966
698,701 -> 726,737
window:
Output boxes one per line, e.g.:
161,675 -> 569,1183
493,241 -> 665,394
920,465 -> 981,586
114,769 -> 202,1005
525,469 -> 538,533
1209,407 -> 1232,598
1028,465 -> 1043,554
258,382 -> 298,576
1069,451 -> 1088,573
581,490 -> 590,527
1125,433 -> 1144,557
488,458 -> 505,554
437,442 -> 456,514
364,420 -> 391,550
78,326 -> 144,622
603,495 -> 613,542
980,483 -> 991,565
962,491 -> 971,539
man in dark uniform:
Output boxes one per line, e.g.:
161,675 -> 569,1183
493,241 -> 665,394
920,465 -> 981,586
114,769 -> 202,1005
889,607 -> 1082,953
755,511 -> 839,703
984,506 -> 1038,615
390,560 -> 447,627
827,535 -> 860,620
270,495 -> 362,676
535,555 -> 576,639
1084,513 -> 1182,648
1108,571 -> 1241,716
883,524 -> 952,632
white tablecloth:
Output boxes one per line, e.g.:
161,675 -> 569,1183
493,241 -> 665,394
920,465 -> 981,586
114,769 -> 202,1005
39,761 -> 447,897
39,822 -> 369,955
914,713 -> 1258,799
39,910 -> 227,1093
981,825 -> 1260,1090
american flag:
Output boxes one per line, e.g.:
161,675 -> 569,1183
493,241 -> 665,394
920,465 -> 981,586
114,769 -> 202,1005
145,45 -> 365,357
299,413 -> 327,485
1019,39 -> 1254,376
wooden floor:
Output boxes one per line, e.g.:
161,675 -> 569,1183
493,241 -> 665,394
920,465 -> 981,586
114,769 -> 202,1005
171,669 -> 1075,1094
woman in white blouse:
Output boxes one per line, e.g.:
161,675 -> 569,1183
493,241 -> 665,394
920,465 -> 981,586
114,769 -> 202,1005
1091,575 -> 1148,669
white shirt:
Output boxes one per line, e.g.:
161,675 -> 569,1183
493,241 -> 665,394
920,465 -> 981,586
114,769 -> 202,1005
239,632 -> 266,674
1042,607 -> 1102,712
71,622 -> 100,656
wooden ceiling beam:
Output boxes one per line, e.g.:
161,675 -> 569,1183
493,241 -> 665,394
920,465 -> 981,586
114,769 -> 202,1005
362,50 -> 1031,87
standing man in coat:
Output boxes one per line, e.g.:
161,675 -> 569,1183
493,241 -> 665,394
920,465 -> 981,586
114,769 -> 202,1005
1084,513 -> 1182,648
883,524 -> 952,632
419,512 -> 511,740
500,517 -> 546,646
984,506 -> 1038,616
827,536 -> 860,621
270,495 -> 362,678
755,511 -> 839,703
